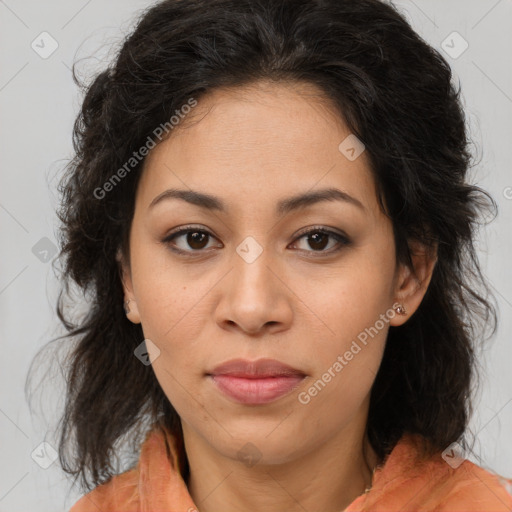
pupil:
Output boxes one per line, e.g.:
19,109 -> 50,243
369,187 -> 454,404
184,231 -> 330,251
309,232 -> 328,251
188,231 -> 207,249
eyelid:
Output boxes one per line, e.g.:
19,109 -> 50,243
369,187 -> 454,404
163,224 -> 218,240
293,224 -> 349,241
289,225 -> 351,256
162,224 -> 351,255
162,224 -> 222,253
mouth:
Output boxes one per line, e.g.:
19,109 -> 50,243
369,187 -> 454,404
206,358 -> 307,405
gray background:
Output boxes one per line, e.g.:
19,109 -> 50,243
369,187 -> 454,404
1,1 -> 511,510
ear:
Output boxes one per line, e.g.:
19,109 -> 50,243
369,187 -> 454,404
389,239 -> 438,327
116,248 -> 141,324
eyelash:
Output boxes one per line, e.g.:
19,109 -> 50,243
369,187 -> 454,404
162,225 -> 351,257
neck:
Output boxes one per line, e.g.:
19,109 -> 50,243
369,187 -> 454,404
183,414 -> 379,512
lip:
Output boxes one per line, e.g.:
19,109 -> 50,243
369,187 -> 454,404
207,358 -> 306,405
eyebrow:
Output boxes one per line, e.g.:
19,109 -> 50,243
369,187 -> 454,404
148,187 -> 365,214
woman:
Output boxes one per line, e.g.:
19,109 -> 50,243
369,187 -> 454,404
50,0 -> 512,510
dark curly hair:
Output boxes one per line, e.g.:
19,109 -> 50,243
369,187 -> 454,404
28,0 -> 498,492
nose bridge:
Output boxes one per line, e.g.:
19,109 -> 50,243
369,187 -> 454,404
216,234 -> 292,333
231,234 -> 278,301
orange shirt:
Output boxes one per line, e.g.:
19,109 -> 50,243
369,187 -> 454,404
70,426 -> 512,511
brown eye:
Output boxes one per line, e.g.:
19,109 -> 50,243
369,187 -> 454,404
306,232 -> 330,251
163,226 -> 221,254
186,231 -> 209,250
292,227 -> 351,254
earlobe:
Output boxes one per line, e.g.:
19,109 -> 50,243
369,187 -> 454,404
123,298 -> 142,324
389,239 -> 438,327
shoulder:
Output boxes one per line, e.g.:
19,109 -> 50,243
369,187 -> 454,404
68,427 -> 163,512
69,467 -> 139,512
348,434 -> 512,512
69,425 -> 195,512
434,460 -> 512,511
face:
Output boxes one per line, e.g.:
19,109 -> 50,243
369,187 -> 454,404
120,80 -> 418,465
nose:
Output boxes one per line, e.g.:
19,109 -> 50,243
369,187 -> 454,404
215,242 -> 293,336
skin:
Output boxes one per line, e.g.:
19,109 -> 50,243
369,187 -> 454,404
119,79 -> 437,512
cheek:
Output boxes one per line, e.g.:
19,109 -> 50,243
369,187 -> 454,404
302,254 -> 395,347
298,246 -> 395,396
129,240 -> 203,336
150,359 -> 205,429
298,309 -> 388,423
129,240 -> 210,374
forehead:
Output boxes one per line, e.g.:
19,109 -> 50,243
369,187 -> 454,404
136,80 -> 379,218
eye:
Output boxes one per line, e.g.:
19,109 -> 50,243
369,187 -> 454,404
290,227 -> 351,255
162,225 -> 221,254
162,225 -> 351,256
